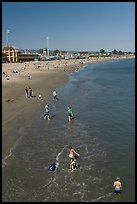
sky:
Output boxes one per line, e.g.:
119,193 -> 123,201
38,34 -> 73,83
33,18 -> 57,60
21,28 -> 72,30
2,2 -> 135,52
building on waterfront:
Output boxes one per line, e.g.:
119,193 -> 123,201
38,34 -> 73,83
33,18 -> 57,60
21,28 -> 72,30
2,44 -> 20,63
2,44 -> 40,63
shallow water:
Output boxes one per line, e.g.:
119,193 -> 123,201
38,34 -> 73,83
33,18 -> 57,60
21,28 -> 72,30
2,58 -> 135,202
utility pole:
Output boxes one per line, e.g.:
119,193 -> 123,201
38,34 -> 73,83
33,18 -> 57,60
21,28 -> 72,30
46,36 -> 49,58
6,29 -> 10,46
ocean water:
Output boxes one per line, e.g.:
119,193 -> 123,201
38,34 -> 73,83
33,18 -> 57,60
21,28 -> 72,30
2,58 -> 135,202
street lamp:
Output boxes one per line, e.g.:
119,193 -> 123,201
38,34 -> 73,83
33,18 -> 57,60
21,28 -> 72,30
46,36 -> 49,58
6,29 -> 10,46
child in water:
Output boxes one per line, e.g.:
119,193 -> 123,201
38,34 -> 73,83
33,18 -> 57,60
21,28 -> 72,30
70,158 -> 78,172
69,146 -> 80,161
113,177 -> 122,193
67,106 -> 74,122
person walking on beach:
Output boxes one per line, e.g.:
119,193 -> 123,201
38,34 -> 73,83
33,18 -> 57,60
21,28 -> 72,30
44,103 -> 50,120
38,93 -> 42,100
25,87 -> 28,98
53,90 -> 57,100
27,73 -> 32,79
45,103 -> 49,110
6,75 -> 10,80
113,177 -> 122,194
28,87 -> 33,98
28,73 -> 30,79
68,146 -> 80,161
67,106 -> 74,122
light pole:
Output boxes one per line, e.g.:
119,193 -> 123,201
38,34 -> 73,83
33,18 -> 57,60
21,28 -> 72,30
6,29 -> 10,46
46,36 -> 49,58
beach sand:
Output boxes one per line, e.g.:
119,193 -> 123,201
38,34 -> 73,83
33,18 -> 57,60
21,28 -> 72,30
2,56 -> 134,158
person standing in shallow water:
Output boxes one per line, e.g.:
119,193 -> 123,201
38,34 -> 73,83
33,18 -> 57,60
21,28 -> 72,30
70,158 -> 78,172
113,177 -> 122,193
68,146 -> 80,161
53,90 -> 57,100
67,106 -> 74,121
44,103 -> 50,120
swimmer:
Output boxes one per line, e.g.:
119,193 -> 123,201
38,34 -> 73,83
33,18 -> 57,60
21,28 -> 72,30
113,177 -> 122,193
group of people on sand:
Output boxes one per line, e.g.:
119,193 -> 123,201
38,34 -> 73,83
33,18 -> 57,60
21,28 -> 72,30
3,71 -> 10,80
25,87 -> 33,98
38,90 -> 57,102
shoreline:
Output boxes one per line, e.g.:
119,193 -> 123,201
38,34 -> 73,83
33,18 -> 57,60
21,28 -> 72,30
2,56 -> 135,159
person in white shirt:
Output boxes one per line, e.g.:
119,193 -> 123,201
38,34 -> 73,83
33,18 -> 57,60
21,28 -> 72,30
53,90 -> 57,100
38,93 -> 42,100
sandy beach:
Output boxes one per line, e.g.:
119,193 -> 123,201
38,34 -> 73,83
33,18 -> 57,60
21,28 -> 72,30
2,56 -> 134,158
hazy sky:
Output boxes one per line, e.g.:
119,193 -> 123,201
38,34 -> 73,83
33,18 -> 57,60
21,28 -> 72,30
2,2 -> 135,52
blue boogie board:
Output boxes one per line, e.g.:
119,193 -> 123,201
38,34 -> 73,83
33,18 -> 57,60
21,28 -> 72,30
48,163 -> 57,172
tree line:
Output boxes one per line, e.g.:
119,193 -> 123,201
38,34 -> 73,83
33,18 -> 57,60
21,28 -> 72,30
33,48 -> 134,55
